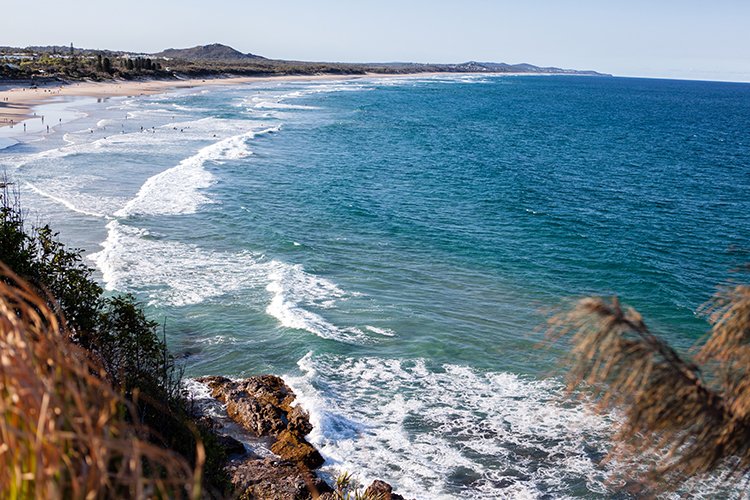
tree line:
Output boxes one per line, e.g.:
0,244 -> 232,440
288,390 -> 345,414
96,54 -> 162,74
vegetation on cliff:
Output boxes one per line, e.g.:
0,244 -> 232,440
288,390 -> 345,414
0,181 -> 229,497
0,263 -> 200,498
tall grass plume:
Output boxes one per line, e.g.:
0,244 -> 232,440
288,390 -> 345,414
546,276 -> 750,488
0,263 -> 202,498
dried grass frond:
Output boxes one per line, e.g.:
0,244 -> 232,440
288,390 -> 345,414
0,263 -> 202,499
546,294 -> 750,486
697,285 -> 750,418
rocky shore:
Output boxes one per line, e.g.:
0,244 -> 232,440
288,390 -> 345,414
193,375 -> 407,499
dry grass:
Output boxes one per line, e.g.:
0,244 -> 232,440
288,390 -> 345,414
547,281 -> 750,487
0,263 -> 203,499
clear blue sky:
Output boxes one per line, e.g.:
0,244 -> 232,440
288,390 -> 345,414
4,0 -> 750,82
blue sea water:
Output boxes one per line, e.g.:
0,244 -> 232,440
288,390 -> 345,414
2,74 -> 750,498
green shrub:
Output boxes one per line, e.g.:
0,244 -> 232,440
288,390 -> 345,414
0,179 -> 229,493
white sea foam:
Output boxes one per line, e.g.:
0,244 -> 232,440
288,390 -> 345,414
96,119 -> 117,128
287,354 -> 743,499
123,108 -> 176,119
114,125 -> 279,217
197,335 -> 240,346
252,99 -> 320,110
90,220 -> 267,306
239,82 -> 374,114
171,103 -> 209,112
24,181 -> 108,219
9,136 -> 123,169
265,261 -> 368,343
62,133 -> 77,145
288,354 -> 604,498
91,221 -> 375,343
365,325 -> 396,337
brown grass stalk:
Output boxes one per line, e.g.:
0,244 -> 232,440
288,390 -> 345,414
0,263 -> 202,498
547,287 -> 750,488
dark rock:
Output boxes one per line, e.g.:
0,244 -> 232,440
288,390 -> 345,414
270,430 -> 324,469
229,457 -> 331,500
365,480 -> 405,500
287,405 -> 314,436
217,434 -> 247,457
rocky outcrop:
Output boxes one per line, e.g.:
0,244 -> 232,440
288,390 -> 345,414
197,375 -> 323,469
228,457 -> 331,500
270,429 -> 323,469
195,374 -> 408,500
216,433 -> 247,457
364,480 -> 406,500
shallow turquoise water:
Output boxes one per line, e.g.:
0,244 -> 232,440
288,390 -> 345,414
3,75 -> 749,498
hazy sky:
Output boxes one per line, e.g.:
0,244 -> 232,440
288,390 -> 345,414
4,0 -> 750,82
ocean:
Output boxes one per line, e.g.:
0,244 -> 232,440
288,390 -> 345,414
2,74 -> 749,498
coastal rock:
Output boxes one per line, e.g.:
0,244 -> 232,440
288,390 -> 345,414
364,480 -> 406,500
228,457 -> 331,500
217,433 -> 247,457
287,405 -> 314,436
198,375 -> 297,437
194,375 -> 413,499
270,429 -> 324,469
196,375 -> 322,467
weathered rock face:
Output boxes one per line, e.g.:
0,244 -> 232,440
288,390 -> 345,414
228,457 -> 331,500
270,429 -> 324,469
195,374 -> 409,500
199,375 -> 295,437
216,433 -> 247,457
364,480 -> 406,500
196,375 -> 324,469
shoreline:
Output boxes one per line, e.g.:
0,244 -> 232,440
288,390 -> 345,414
0,73 -> 428,128
0,74 -> 360,128
0,71 -> 541,129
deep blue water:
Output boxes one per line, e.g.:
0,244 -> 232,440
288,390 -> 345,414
2,75 -> 749,498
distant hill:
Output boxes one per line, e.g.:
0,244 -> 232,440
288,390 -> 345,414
0,42 -> 610,81
152,44 -> 265,61
448,61 -> 605,76
345,60 -> 607,76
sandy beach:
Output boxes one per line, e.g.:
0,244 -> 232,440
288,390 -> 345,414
1,73 -> 474,128
0,74 -> 381,128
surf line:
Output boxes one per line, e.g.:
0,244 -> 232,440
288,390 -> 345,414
25,181 -> 110,219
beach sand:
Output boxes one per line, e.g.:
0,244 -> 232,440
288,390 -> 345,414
0,73 -> 476,128
0,74 -> 379,128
